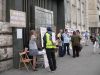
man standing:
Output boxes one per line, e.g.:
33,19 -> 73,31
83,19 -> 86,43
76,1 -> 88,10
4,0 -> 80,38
71,31 -> 81,58
62,29 -> 71,56
43,27 -> 57,72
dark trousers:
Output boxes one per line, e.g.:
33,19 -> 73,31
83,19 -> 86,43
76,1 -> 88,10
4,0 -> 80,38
72,46 -> 80,57
58,46 -> 64,57
64,43 -> 70,55
46,48 -> 57,71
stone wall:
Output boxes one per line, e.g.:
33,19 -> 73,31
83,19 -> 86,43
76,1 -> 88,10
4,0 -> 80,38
0,22 -> 13,72
88,0 -> 99,27
0,60 -> 13,72
64,0 -> 88,32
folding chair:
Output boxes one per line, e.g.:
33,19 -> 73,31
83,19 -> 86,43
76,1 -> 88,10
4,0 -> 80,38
19,51 -> 32,71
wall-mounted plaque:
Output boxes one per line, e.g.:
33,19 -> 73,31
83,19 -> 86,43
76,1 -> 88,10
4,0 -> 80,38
10,10 -> 26,27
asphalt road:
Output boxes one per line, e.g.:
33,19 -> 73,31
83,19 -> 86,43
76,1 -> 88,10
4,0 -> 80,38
1,43 -> 100,75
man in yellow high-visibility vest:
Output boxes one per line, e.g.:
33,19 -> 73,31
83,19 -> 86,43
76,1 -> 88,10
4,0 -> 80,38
43,27 -> 57,72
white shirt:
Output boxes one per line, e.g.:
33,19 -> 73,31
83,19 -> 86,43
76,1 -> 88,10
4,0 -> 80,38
62,33 -> 71,43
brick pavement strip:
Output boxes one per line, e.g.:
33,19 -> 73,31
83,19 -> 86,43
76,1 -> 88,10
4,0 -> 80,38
1,44 -> 100,75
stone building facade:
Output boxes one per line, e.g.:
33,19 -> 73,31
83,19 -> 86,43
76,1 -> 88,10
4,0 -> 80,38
64,0 -> 89,32
88,0 -> 100,33
1,0 -> 100,72
0,0 -> 90,72
0,0 -> 13,72
99,0 -> 100,29
0,0 -> 66,72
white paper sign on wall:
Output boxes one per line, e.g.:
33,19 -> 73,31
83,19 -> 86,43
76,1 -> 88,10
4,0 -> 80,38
16,29 -> 22,39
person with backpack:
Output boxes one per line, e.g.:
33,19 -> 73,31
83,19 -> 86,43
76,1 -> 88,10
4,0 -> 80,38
43,27 -> 57,72
57,29 -> 64,57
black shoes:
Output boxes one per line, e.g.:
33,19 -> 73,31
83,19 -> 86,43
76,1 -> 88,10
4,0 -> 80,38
67,53 -> 70,55
33,68 -> 38,71
73,56 -> 76,58
73,55 -> 79,58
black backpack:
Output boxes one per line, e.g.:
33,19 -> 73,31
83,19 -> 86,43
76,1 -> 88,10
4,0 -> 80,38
43,33 -> 46,48
61,34 -> 64,41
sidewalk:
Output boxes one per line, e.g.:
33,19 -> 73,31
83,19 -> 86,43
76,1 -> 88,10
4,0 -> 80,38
1,43 -> 100,75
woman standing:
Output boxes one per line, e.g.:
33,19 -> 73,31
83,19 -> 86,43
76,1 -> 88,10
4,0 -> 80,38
57,29 -> 64,57
29,30 -> 38,71
90,34 -> 96,45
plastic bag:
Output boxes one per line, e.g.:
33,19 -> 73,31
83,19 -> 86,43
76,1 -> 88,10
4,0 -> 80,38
93,41 -> 99,53
93,41 -> 99,48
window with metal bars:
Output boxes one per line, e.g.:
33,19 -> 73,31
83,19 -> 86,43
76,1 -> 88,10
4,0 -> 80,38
34,0 -> 46,8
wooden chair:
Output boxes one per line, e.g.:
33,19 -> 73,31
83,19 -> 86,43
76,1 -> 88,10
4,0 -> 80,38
19,50 -> 32,71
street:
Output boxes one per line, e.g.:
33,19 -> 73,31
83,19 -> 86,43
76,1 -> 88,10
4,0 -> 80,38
1,43 -> 100,75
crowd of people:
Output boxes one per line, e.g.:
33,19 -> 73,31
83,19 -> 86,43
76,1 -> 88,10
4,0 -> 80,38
57,29 -> 82,58
26,27 -> 100,72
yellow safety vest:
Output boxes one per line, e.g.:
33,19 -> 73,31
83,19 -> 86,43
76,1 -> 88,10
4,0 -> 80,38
46,33 -> 56,49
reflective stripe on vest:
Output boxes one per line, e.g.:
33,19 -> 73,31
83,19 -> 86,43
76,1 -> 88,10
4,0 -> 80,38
46,33 -> 56,48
